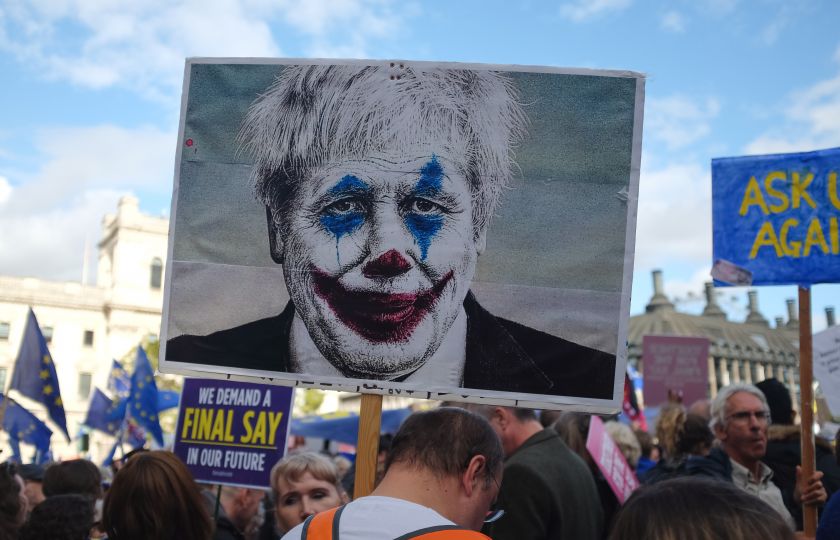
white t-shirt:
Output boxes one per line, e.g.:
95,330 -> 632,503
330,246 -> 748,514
281,495 -> 455,540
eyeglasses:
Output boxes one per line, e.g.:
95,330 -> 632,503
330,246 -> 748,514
484,474 -> 505,524
726,410 -> 771,425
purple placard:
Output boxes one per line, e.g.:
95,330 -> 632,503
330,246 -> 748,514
173,378 -> 294,488
642,335 -> 710,408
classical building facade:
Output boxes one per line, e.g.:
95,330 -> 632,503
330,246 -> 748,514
0,196 -> 168,461
628,270 -> 802,403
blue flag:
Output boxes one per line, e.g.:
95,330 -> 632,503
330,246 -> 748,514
83,388 -> 127,435
108,360 -> 130,398
9,309 -> 70,441
156,390 -> 180,412
127,346 -> 163,446
1,393 -> 53,463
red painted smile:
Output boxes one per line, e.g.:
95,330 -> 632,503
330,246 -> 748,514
311,267 -> 453,343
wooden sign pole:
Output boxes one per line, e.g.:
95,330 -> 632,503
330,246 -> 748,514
798,286 -> 817,537
353,393 -> 383,499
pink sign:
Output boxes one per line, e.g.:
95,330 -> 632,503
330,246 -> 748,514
642,335 -> 709,408
586,415 -> 638,504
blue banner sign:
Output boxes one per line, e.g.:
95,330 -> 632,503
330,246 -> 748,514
712,147 -> 840,286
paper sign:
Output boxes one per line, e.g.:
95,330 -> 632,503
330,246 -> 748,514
173,379 -> 293,488
586,415 -> 638,504
813,325 -> 840,416
712,147 -> 840,286
642,336 -> 710,408
159,59 -> 645,412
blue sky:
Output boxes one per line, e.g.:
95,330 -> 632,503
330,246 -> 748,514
1,0 -> 839,328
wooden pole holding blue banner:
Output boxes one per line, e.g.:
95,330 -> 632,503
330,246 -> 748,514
798,286 -> 817,537
353,393 -> 382,499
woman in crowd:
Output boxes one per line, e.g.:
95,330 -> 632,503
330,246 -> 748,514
270,452 -> 348,535
641,404 -> 713,484
102,450 -> 212,540
609,476 -> 795,540
19,493 -> 94,540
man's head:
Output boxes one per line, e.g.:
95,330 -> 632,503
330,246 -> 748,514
239,65 -> 526,379
220,486 -> 265,532
381,407 -> 504,530
17,464 -> 45,508
754,378 -> 795,425
467,405 -> 542,456
710,383 -> 771,467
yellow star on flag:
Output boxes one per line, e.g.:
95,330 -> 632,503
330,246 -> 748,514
43,385 -> 53,396
55,397 -> 62,406
42,355 -> 51,364
145,375 -> 152,383
39,370 -> 50,380
139,411 -> 147,418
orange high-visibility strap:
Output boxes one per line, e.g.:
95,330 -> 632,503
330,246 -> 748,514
405,527 -> 491,540
300,506 -> 342,540
300,505 -> 491,540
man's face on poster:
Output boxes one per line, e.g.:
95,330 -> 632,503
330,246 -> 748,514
275,143 -> 481,379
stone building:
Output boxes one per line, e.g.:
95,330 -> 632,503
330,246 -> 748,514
0,196 -> 168,461
628,270 -> 801,402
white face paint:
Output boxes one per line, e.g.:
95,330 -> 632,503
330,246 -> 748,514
279,146 -> 480,379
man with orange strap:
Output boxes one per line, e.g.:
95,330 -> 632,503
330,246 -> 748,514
281,407 -> 503,539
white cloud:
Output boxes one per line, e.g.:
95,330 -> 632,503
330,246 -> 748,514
0,124 -> 174,280
645,95 -> 720,149
660,10 -> 685,33
559,0 -> 632,22
0,175 -> 11,204
0,0 -> 407,102
744,72 -> 840,154
635,159 -> 711,269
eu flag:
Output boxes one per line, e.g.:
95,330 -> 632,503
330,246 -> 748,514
108,360 -> 130,398
127,346 -> 163,446
83,388 -> 126,435
156,390 -> 180,412
9,309 -> 70,441
1,393 -> 52,463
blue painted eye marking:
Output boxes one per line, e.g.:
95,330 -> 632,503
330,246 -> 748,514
320,175 -> 370,263
405,156 -> 445,260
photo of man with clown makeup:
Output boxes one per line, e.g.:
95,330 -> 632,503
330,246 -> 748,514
164,61 -> 641,402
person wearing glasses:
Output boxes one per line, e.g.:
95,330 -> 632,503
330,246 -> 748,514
280,407 -> 502,539
688,383 -> 827,531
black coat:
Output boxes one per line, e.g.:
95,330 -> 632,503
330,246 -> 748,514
167,292 -> 616,398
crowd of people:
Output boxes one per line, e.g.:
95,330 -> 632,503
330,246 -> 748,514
1,378 -> 839,539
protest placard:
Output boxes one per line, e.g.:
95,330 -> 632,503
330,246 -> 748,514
173,379 -> 293,488
159,59 -> 644,412
813,325 -> 840,417
642,336 -> 709,408
712,147 -> 840,286
586,415 -> 638,504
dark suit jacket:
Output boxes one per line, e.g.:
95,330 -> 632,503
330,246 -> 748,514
166,291 -> 616,399
483,429 -> 604,540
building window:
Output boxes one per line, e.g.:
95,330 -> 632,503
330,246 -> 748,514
150,257 -> 163,289
42,326 -> 54,344
0,367 -> 6,391
78,372 -> 92,399
0,322 -> 9,340
83,330 -> 94,347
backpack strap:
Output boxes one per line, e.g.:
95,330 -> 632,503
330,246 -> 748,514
300,505 -> 344,540
394,525 -> 492,540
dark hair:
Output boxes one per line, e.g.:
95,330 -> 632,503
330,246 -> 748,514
385,408 -> 503,485
43,459 -> 102,500
103,451 -> 212,540
755,378 -> 794,425
634,429 -> 655,458
609,477 -> 795,540
0,462 -> 23,540
19,494 -> 94,540
676,414 -> 714,457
